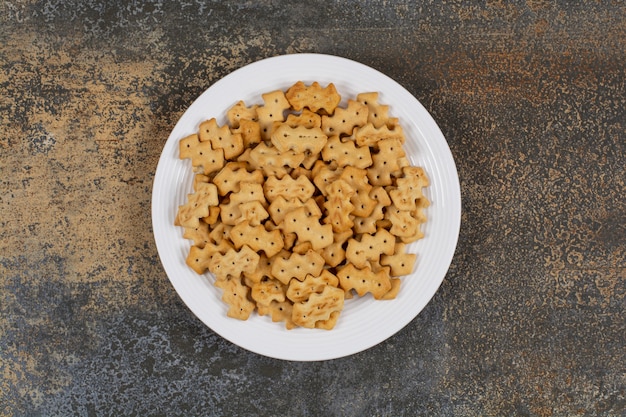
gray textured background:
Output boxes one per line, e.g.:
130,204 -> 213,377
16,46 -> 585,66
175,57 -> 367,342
1,1 -> 624,416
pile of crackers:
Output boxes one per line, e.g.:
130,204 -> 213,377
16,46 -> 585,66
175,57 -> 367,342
175,81 -> 429,330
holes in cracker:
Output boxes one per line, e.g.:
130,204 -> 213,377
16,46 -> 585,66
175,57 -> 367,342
176,81 -> 429,330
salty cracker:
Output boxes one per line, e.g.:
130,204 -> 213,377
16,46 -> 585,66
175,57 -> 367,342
232,119 -> 263,148
219,182 -> 266,225
260,300 -> 297,330
388,166 -> 430,211
271,124 -> 328,155
214,276 -> 256,320
198,118 -> 244,160
207,222 -> 232,245
339,166 -> 376,218
321,135 -> 372,169
243,252 -> 274,285
263,175 -> 316,203
286,270 -> 339,303
185,239 -> 233,275
237,200 -> 269,226
227,100 -> 258,128
209,245 -> 260,281
354,122 -> 406,147
284,108 -> 322,129
268,196 -> 322,225
356,92 -> 391,129
323,179 -> 355,233
251,278 -> 287,310
285,81 -> 341,114
243,142 -> 305,178
345,228 -> 396,269
213,161 -> 264,196
230,220 -> 284,258
379,278 -> 401,300
311,160 -> 343,196
336,263 -> 392,300
182,221 -> 211,248
385,204 -> 421,240
257,90 -> 291,139
282,206 -> 333,251
292,285 -> 345,329
381,243 -> 417,277
271,249 -> 326,285
176,182 -> 219,228
321,99 -> 368,137
367,138 -> 406,186
179,133 -> 225,176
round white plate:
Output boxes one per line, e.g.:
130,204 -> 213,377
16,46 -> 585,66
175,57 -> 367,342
152,53 -> 461,361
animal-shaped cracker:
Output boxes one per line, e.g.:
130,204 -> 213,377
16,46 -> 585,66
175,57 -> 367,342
336,263 -> 392,300
282,206 -> 333,251
179,134 -> 225,175
271,249 -> 326,285
321,100 -> 368,137
285,81 -> 342,114
230,220 -> 284,258
292,285 -> 345,329
199,118 -> 245,160
345,228 -> 396,268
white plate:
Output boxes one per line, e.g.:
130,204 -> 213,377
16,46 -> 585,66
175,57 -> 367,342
152,53 -> 461,361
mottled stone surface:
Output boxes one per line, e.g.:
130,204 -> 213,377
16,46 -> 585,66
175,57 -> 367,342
1,1 -> 624,416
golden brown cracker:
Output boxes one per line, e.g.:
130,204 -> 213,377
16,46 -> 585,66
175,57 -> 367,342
285,81 -> 341,114
198,118 -> 245,160
292,285 -> 345,329
321,99 -> 368,137
336,263 -> 392,300
179,133 -> 225,175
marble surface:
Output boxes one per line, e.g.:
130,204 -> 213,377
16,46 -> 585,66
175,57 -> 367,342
1,1 -> 624,416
